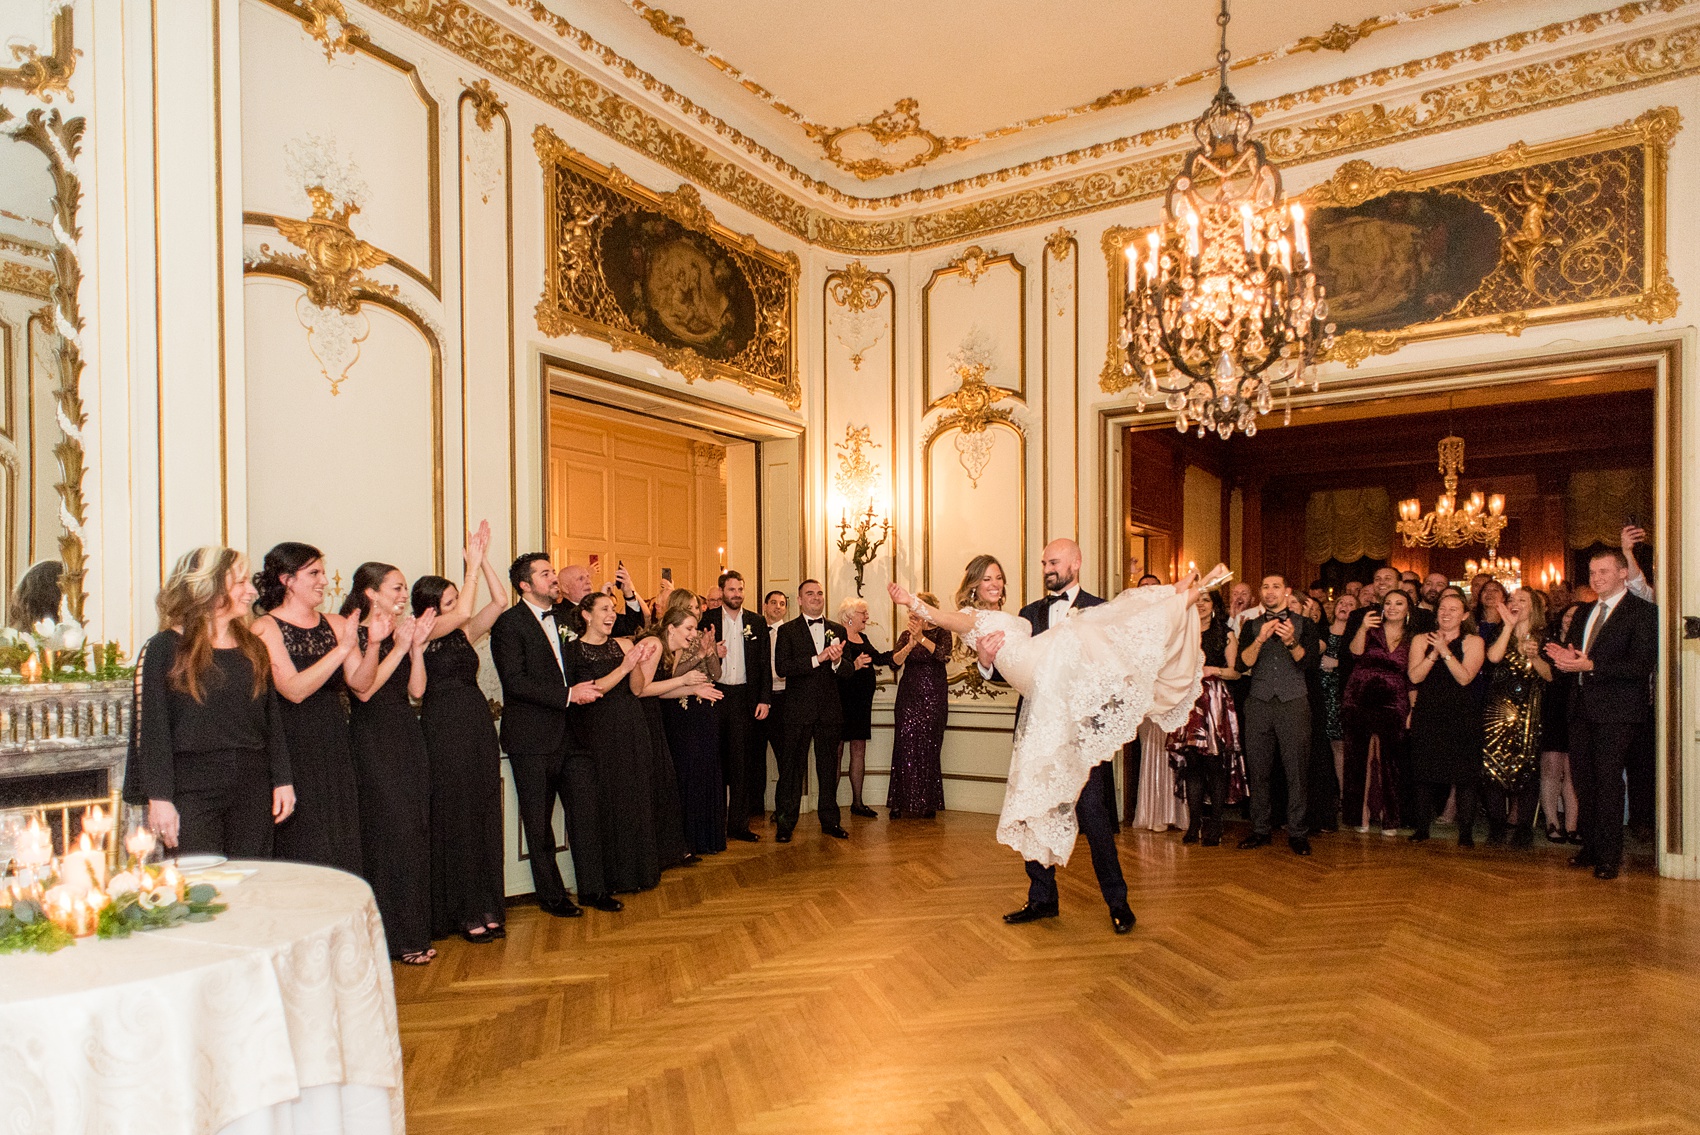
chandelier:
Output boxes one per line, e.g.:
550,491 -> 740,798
1119,0 -> 1334,440
1466,555 -> 1523,588
1396,435 -> 1508,554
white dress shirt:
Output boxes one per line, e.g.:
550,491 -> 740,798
805,616 -> 828,666
768,623 -> 786,692
720,608 -> 747,685
525,597 -> 564,674
1582,587 -> 1624,657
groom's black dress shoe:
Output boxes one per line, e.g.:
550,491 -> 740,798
538,899 -> 582,918
775,828 -> 794,843
822,825 -> 848,839
1237,833 -> 1272,850
1289,835 -> 1312,856
1003,902 -> 1059,924
728,830 -> 760,842
1110,906 -> 1136,935
581,895 -> 623,913
1568,852 -> 1598,869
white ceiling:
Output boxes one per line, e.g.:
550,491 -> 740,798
538,0 -> 1624,194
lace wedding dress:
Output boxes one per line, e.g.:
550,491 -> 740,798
962,584 -> 1203,867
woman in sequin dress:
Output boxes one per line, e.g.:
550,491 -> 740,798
1342,590 -> 1413,834
1318,593 -> 1355,800
1481,587 -> 1552,848
251,542 -> 366,877
886,594 -> 951,819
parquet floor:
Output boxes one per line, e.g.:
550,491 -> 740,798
394,812 -> 1700,1135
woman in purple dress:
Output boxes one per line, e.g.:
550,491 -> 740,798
886,593 -> 950,819
1342,589 -> 1413,834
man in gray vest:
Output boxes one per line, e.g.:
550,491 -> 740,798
1235,572 -> 1321,855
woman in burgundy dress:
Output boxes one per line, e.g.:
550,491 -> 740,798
1166,590 -> 1243,846
1342,589 -> 1413,834
886,593 -> 951,819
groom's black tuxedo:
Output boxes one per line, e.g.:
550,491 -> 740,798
1011,584 -> 1128,917
491,600 -> 603,905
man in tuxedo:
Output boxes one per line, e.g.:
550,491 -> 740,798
705,570 -> 771,842
773,579 -> 848,842
489,553 -> 619,915
749,588 -> 790,822
1545,548 -> 1657,879
554,562 -> 645,637
1236,573 -> 1320,856
975,538 -> 1135,936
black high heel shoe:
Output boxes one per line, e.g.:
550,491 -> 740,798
1181,819 -> 1201,845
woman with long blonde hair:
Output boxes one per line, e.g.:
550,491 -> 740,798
126,546 -> 295,857
889,557 -> 1215,869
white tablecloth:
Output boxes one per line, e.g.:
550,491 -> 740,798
0,862 -> 404,1135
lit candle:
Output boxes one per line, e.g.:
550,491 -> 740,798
1125,247 -> 1139,293
1277,237 -> 1291,274
17,818 -> 51,869
1488,494 -> 1505,516
83,805 -> 113,840
1186,209 -> 1200,258
1290,203 -> 1309,259
125,826 -> 157,862
21,654 -> 40,683
1239,203 -> 1254,251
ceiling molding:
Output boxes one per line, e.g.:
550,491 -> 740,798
344,0 -> 1700,250
613,0 -> 1489,179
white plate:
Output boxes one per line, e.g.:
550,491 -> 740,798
173,854 -> 228,872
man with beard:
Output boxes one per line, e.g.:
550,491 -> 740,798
977,538 -> 1134,935
1343,566 -> 1401,642
705,570 -> 770,842
1412,571 -> 1448,635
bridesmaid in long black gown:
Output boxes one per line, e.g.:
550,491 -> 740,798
251,542 -> 365,876
343,562 -> 436,965
1406,592 -> 1486,847
413,521 -> 510,943
562,593 -> 661,896
639,606 -> 726,856
631,617 -> 698,870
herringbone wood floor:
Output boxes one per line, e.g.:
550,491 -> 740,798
395,812 -> 1700,1135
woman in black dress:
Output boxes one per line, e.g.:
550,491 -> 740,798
343,562 -> 436,965
251,542 -> 364,876
1406,592 -> 1486,846
627,614 -> 696,872
886,593 -> 950,820
127,546 -> 295,858
1539,602 -> 1582,843
563,593 -> 661,896
413,521 -> 510,943
639,606 -> 725,856
835,597 -> 891,820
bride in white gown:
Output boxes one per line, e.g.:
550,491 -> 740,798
888,561 -> 1227,868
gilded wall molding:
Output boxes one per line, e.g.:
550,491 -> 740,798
921,251 -> 1025,404
804,99 -> 970,181
0,106 -> 88,622
1101,109 -> 1680,389
301,0 -> 364,61
0,261 -> 55,301
346,0 -> 1700,252
0,8 -> 77,102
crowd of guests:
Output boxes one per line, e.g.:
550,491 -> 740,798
1152,525 -> 1657,880
123,525 -> 953,964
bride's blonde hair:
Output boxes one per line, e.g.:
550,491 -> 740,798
953,554 -> 1006,611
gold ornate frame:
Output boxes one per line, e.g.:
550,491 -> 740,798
1101,109 -> 1679,391
534,127 -> 800,409
0,8 -> 75,102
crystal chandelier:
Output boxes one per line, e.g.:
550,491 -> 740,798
1396,435 -> 1508,554
1466,555 -> 1523,588
1120,0 -> 1334,440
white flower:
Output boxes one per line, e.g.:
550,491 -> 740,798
32,617 -> 56,640
58,625 -> 84,651
137,886 -> 176,911
106,872 -> 139,898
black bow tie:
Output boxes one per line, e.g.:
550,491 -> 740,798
1049,592 -> 1068,600
806,617 -> 822,626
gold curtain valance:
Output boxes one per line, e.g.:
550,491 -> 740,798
1567,469 -> 1653,549
1305,487 -> 1393,565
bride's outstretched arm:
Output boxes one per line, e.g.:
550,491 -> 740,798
887,582 -> 977,634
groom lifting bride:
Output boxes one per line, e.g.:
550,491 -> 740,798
890,539 -> 1224,935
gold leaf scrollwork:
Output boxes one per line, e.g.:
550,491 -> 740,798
301,0 -> 363,63
464,78 -> 506,133
1499,172 -> 1565,292
1044,227 -> 1075,261
827,262 -> 885,314
928,338 -> 1020,488
1308,159 -> 1412,208
263,187 -> 393,314
834,425 -> 879,504
948,245 -> 998,286
0,8 -> 77,101
804,98 -> 970,181
1294,16 -> 1392,54
0,261 -> 54,300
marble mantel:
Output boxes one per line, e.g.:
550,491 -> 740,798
0,680 -> 133,800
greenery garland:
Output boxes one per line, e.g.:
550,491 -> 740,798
97,882 -> 225,939
0,898 -> 76,954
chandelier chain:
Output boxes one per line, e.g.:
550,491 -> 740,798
1216,0 -> 1232,89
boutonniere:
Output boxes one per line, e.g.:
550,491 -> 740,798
742,623 -> 756,641
558,624 -> 577,644
824,627 -> 838,644
1065,606 -> 1082,619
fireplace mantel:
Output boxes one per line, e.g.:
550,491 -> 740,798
0,679 -> 132,794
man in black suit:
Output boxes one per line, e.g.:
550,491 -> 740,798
704,569 -> 771,841
975,538 -> 1135,935
1545,548 -> 1657,879
552,562 -> 646,638
489,553 -> 619,915
749,588 -> 790,821
773,579 -> 848,842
